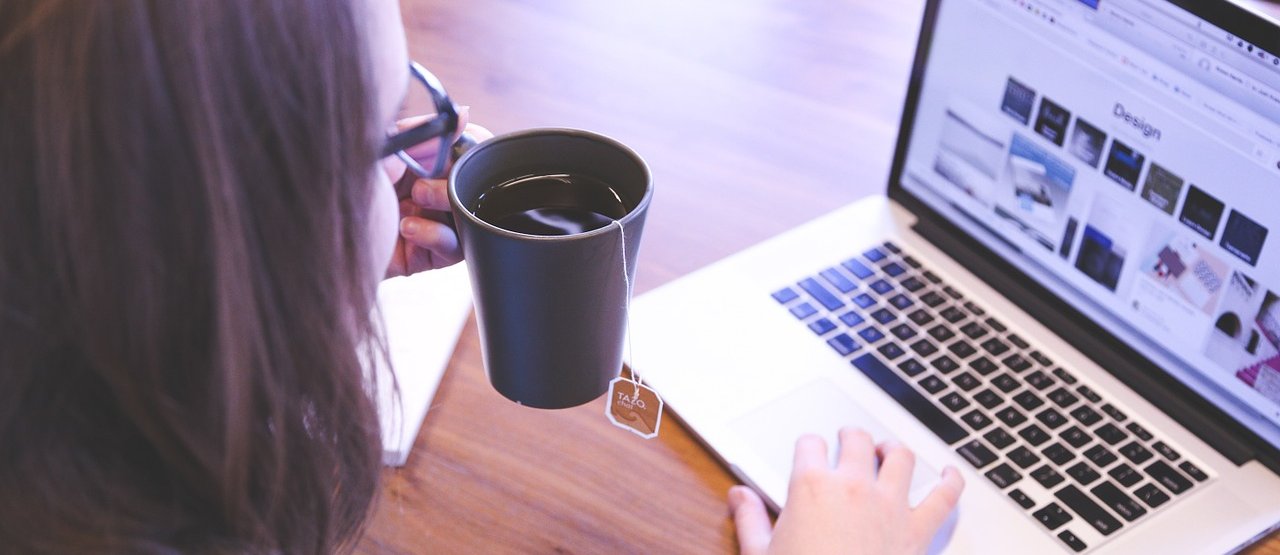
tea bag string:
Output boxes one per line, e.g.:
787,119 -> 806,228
614,219 -> 640,397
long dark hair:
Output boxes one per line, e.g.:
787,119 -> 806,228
0,1 -> 386,552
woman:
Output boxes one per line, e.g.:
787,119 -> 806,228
0,0 -> 961,553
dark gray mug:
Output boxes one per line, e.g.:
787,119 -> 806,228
448,128 -> 652,409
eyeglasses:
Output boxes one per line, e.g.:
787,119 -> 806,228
380,62 -> 460,179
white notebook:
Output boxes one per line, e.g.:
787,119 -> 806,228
371,264 -> 473,466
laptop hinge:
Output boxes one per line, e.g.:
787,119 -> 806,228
910,214 -> 1278,473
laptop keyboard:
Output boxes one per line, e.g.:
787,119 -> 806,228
772,240 -> 1213,553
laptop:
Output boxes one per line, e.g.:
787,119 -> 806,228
630,0 -> 1280,552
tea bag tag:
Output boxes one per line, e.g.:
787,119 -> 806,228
606,377 -> 663,439
603,219 -> 663,439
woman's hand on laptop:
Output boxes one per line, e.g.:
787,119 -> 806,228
728,428 -> 964,555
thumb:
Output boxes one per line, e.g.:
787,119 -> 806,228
729,486 -> 772,555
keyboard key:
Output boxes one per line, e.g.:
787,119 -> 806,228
1100,403 -> 1128,422
1052,367 -> 1078,385
918,375 -> 947,394
985,462 -> 1022,489
1019,424 -> 1050,446
878,342 -> 906,360
871,307 -> 896,324
1153,441 -> 1180,461
808,318 -> 837,335
1047,387 -> 1079,408
1109,463 -> 1142,487
869,279 -> 894,295
1030,350 -> 1053,367
798,278 -> 844,311
790,302 -> 818,319
1084,445 -> 1118,467
973,389 -> 1003,409
1144,461 -> 1193,494
883,262 -> 906,277
1009,446 -> 1041,469
1013,390 -> 1045,410
968,356 -> 998,375
1042,442 -> 1075,465
898,358 -> 927,377
1076,385 -> 1102,403
1135,483 -> 1171,509
1179,461 -> 1208,482
1059,426 -> 1091,448
956,439 -> 998,468
985,317 -> 1007,333
939,392 -> 970,413
1008,333 -> 1030,349
951,371 -> 981,392
963,301 -> 986,316
862,247 -> 887,262
881,241 -> 902,254
993,374 -> 1021,393
931,355 -> 960,374
995,406 -> 1028,428
851,354 -> 968,444
857,327 -> 885,343
1119,441 -> 1153,465
949,340 -> 978,359
1025,370 -> 1054,390
1033,503 -> 1073,531
960,321 -> 988,339
1069,405 -> 1102,427
842,258 -> 875,279
1036,408 -> 1068,430
923,270 -> 943,284
851,293 -> 876,308
910,339 -> 939,357
920,291 -> 947,307
839,311 -> 866,327
901,277 -> 926,292
1095,423 -> 1128,445
1058,530 -> 1088,553
890,323 -> 916,340
1126,422 -> 1154,441
939,306 -> 966,323
902,254 -> 921,268
1091,481 -> 1147,522
1066,462 -> 1101,485
927,324 -> 956,342
1031,464 -> 1065,488
961,409 -> 993,431
1056,485 -> 1122,536
772,287 -> 800,303
826,333 -> 860,356
984,427 -> 1016,450
980,337 -> 1010,356
1009,488 -> 1035,509
1001,353 -> 1031,373
819,268 -> 858,292
888,293 -> 914,310
942,285 -> 963,299
907,309 -> 935,326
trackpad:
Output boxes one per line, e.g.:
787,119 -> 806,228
731,379 -> 941,507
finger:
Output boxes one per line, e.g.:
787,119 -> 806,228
875,441 -> 917,501
728,486 -> 772,555
464,122 -> 495,142
835,427 -> 876,480
912,466 -> 965,533
411,178 -> 452,211
400,216 -> 460,259
791,434 -> 829,476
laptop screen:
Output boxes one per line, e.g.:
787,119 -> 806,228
895,0 -> 1280,447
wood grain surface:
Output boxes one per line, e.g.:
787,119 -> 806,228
357,0 -> 1280,552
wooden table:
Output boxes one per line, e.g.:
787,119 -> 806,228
358,0 -> 1280,552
